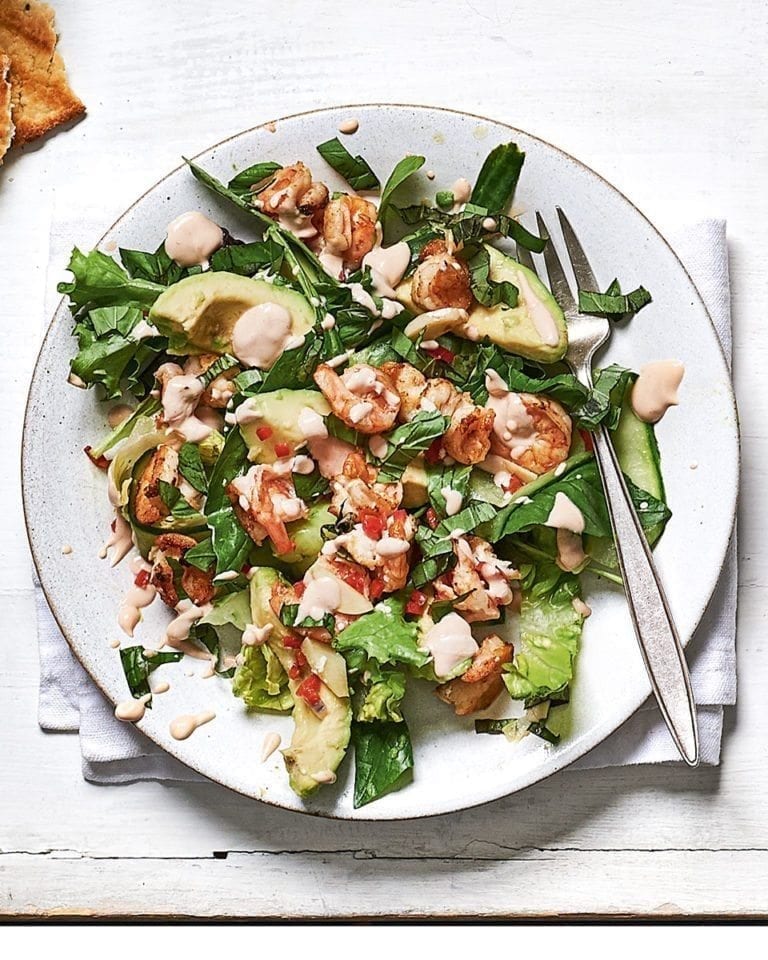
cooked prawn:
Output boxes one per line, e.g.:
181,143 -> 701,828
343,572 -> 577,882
488,391 -> 572,474
329,451 -> 403,521
255,162 -> 329,237
313,363 -> 400,435
326,506 -> 414,595
183,354 -> 239,408
322,195 -> 377,269
133,445 -> 179,526
149,533 -> 215,608
381,362 -> 493,465
228,465 -> 307,555
435,634 -> 513,716
434,535 -> 518,623
411,239 -> 474,312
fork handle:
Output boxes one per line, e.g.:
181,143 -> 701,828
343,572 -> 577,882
591,425 -> 700,765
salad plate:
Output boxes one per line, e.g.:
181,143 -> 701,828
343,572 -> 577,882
22,104 -> 738,819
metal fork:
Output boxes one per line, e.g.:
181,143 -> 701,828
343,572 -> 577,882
515,209 -> 699,766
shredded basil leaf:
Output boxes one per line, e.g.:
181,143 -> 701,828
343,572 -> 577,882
316,137 -> 380,191
227,161 -> 281,199
178,442 -> 208,494
119,647 -> 182,703
374,411 -> 449,482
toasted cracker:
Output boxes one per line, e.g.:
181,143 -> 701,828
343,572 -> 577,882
0,54 -> 12,163
0,0 -> 85,145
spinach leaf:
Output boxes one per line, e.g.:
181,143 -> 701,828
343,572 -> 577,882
119,646 -> 183,702
316,137 -> 380,191
378,154 -> 425,220
374,411 -> 449,482
204,427 -> 251,574
227,160 -> 281,199
183,536 -> 216,572
470,142 -> 526,214
58,247 -> 165,314
234,331 -> 326,396
157,480 -> 204,522
334,596 -> 429,669
178,442 -> 208,493
293,468 -> 330,502
119,243 -> 199,286
352,720 -> 414,808
209,238 -> 285,276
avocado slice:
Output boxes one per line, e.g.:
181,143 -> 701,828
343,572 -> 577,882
282,502 -> 336,574
401,457 -> 428,508
148,271 -> 315,356
397,245 -> 567,363
239,388 -> 330,463
249,567 -> 351,798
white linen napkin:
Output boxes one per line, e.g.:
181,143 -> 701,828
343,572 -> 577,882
35,219 -> 736,783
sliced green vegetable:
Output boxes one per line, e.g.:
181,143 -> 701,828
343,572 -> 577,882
316,137 -> 380,191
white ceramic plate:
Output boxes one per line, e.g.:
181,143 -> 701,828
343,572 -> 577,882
23,104 -> 738,820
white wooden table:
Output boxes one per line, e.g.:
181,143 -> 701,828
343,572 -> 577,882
1,0 -> 765,920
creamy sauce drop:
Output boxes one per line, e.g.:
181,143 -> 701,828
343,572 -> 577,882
100,510 -> 134,566
368,434 -> 388,459
338,118 -> 359,135
484,372 -> 537,458
243,623 -> 272,646
319,249 -> 345,280
160,374 -> 211,443
442,487 -> 463,516
451,178 -> 472,205
296,577 -> 342,622
232,302 -> 294,369
308,436 -> 355,479
556,529 -> 586,572
261,732 -> 282,761
165,599 -> 213,659
170,711 -> 216,741
421,613 -> 478,679
61,544 -> 73,555
362,242 -> 411,298
376,537 -> 411,558
545,492 -> 585,534
107,403 -> 133,428
631,361 -> 685,423
164,211 -> 223,267
114,693 -> 151,722
118,581 -> 157,636
152,680 -> 170,695
572,597 -> 592,618
298,406 -> 328,440
516,271 -> 560,347
348,282 -> 379,316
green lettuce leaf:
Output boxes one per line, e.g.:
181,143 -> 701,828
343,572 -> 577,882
58,247 -> 165,313
502,562 -> 584,705
334,596 -> 429,669
351,720 -> 414,808
70,302 -> 165,399
232,644 -> 293,711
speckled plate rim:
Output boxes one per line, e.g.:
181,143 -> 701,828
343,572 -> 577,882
22,103 -> 740,820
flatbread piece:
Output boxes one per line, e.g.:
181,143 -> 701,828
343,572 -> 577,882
0,53 -> 12,163
0,0 -> 85,145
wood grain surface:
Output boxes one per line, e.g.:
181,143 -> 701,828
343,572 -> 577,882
1,0 -> 766,920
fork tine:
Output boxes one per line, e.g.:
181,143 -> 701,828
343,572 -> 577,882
556,207 -> 599,292
514,241 -> 535,271
535,212 -> 577,313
